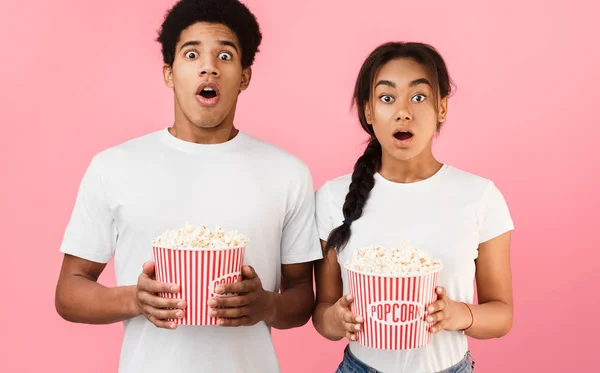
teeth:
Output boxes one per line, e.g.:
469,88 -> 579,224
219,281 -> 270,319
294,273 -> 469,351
203,87 -> 214,92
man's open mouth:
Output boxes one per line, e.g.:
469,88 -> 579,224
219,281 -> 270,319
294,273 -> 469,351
198,87 -> 217,99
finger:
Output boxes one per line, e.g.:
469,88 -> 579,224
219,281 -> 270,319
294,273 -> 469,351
208,295 -> 248,309
341,309 -> 355,323
146,313 -> 178,330
210,306 -> 249,319
426,309 -> 446,324
216,279 -> 255,295
143,305 -> 184,321
138,291 -> 186,310
338,294 -> 353,308
242,265 -> 257,279
344,321 -> 361,333
436,286 -> 446,298
427,299 -> 447,314
217,317 -> 250,327
142,261 -> 156,278
138,276 -> 180,294
346,331 -> 357,341
430,320 -> 445,333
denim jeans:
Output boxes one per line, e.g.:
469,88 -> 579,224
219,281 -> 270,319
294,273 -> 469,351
335,345 -> 475,373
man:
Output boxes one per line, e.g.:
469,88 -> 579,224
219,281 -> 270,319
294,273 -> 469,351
55,1 -> 322,372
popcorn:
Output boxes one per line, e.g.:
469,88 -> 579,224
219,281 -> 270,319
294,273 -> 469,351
345,242 -> 441,276
152,223 -> 248,250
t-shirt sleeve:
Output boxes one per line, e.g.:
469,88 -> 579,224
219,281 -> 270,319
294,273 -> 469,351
59,157 -> 118,263
280,165 -> 323,264
478,182 -> 515,243
315,182 -> 336,241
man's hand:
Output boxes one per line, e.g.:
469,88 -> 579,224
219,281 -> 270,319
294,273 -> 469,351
208,265 -> 277,326
135,261 -> 187,329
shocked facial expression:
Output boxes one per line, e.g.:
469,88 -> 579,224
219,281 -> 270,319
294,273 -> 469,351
164,22 -> 251,129
365,58 -> 447,161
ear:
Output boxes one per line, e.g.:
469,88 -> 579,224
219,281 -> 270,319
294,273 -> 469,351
364,102 -> 373,125
240,67 -> 252,92
163,64 -> 174,88
437,96 -> 448,123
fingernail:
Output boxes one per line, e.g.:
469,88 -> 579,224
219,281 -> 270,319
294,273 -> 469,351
177,301 -> 185,308
215,286 -> 224,294
356,316 -> 363,323
354,324 -> 360,331
351,335 -> 356,341
427,306 -> 434,313
426,316 -> 433,322
218,319 -> 224,325
170,323 -> 176,329
346,294 -> 352,301
208,299 -> 217,307
211,310 -> 218,317
175,311 -> 182,318
170,285 -> 179,292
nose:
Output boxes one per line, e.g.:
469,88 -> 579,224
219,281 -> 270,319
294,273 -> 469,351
199,57 -> 220,78
395,101 -> 412,122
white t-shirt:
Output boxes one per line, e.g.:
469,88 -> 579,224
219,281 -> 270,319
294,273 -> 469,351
60,128 -> 322,373
315,164 -> 514,373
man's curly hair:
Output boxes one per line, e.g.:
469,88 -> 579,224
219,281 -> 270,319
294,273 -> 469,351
157,0 -> 262,69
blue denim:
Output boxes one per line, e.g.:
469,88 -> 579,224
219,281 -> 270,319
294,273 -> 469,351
335,345 -> 475,373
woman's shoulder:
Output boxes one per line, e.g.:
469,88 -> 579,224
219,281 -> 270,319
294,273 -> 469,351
444,165 -> 496,189
316,173 -> 353,199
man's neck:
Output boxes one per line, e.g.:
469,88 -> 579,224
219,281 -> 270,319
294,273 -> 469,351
168,122 -> 239,144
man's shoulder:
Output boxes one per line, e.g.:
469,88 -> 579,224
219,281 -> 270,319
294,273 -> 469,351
243,133 -> 311,176
91,130 -> 162,167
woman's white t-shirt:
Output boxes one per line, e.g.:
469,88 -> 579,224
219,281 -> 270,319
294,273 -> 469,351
315,164 -> 514,373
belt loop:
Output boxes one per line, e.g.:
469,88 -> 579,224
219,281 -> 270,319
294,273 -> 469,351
467,351 -> 476,368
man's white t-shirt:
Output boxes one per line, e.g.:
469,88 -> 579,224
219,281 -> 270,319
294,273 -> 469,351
315,164 -> 514,373
60,128 -> 323,373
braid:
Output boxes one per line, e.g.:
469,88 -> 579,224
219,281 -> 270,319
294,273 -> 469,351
325,139 -> 381,253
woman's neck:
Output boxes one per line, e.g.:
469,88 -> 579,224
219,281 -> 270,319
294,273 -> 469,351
379,148 -> 442,183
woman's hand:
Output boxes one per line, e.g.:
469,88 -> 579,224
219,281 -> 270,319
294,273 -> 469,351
326,294 -> 364,341
426,286 -> 473,333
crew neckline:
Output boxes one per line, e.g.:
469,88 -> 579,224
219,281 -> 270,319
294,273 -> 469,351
374,164 -> 450,188
158,127 -> 248,154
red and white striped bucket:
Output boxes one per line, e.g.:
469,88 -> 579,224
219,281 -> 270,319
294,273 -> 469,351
346,266 -> 441,350
153,245 -> 245,326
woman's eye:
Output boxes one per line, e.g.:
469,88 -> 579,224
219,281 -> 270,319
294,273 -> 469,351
412,94 -> 426,103
380,95 -> 395,103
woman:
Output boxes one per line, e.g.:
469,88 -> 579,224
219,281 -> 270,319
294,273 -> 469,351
313,42 -> 514,373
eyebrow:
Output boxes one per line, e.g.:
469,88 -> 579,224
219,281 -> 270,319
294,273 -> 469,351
179,40 -> 239,53
374,78 -> 433,89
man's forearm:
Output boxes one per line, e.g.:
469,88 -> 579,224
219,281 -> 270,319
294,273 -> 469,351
264,281 -> 314,329
55,275 -> 140,324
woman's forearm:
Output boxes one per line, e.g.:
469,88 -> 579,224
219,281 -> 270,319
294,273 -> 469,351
463,300 -> 513,339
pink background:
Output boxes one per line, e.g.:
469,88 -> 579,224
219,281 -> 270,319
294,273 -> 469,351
1,0 -> 597,371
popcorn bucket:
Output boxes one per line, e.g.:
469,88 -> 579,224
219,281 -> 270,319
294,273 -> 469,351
153,245 -> 245,326
346,266 -> 441,349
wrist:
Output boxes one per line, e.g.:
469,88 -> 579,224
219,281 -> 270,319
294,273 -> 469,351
322,304 -> 345,340
459,302 -> 474,331
122,285 -> 141,318
262,291 -> 279,326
